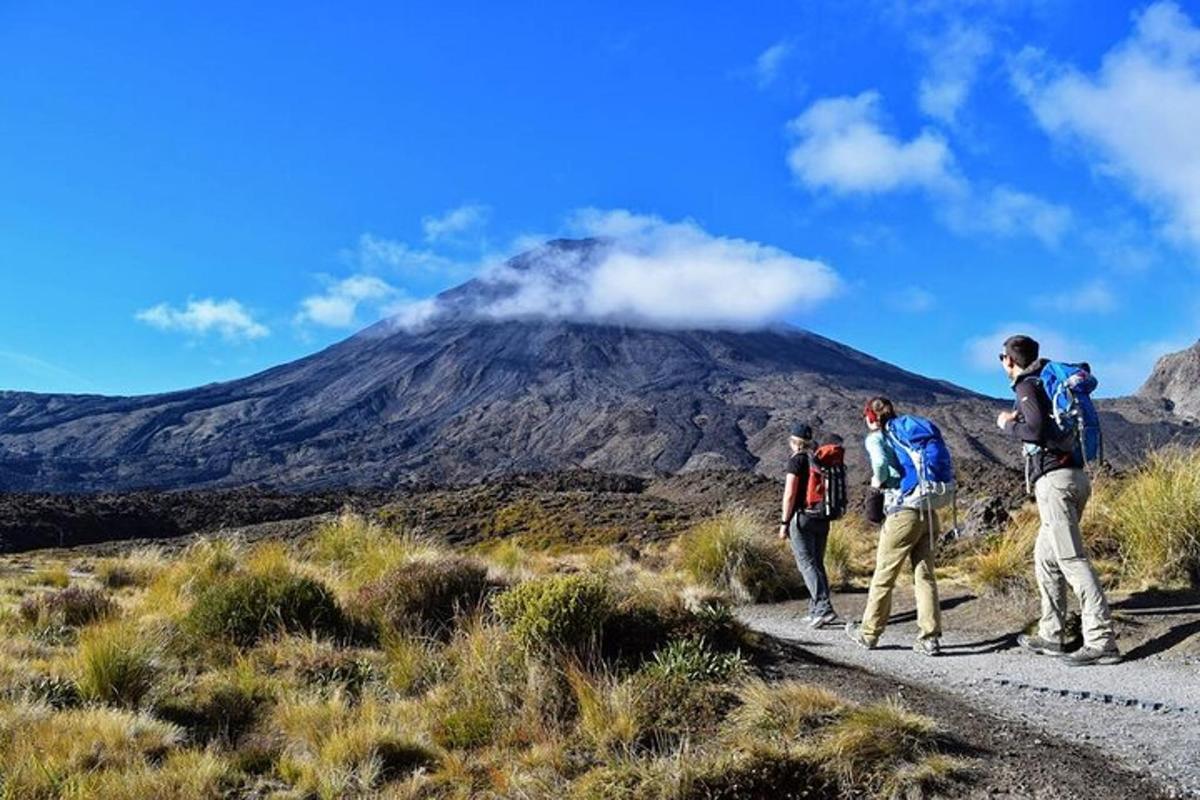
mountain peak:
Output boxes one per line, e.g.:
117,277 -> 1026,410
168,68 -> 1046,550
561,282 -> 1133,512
1139,340 -> 1200,419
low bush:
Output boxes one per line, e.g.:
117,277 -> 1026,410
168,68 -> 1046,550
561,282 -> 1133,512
185,571 -> 346,646
349,556 -> 490,637
676,509 -> 805,604
492,573 -> 613,654
626,670 -> 738,753
19,586 -> 116,629
74,622 -> 161,708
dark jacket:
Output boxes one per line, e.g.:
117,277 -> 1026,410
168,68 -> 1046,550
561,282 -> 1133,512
1002,358 -> 1081,486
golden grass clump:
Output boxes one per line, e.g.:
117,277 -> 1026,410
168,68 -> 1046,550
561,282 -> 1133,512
675,508 -> 804,604
1087,448 -> 1200,586
964,507 -> 1039,596
74,620 -> 162,708
0,702 -> 184,799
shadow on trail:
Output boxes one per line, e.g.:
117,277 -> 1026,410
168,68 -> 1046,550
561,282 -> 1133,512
885,593 -> 975,625
1123,618 -> 1200,662
939,633 -> 1018,656
1112,587 -> 1200,616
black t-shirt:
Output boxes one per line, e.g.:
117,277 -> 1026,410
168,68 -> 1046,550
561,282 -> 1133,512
786,452 -> 810,518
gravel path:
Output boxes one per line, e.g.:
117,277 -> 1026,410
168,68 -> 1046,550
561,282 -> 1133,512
739,600 -> 1200,799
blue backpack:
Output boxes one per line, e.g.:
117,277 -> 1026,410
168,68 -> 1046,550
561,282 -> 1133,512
885,415 -> 956,507
1039,362 -> 1103,465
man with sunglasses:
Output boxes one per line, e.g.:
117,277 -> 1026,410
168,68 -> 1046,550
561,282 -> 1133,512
996,334 -> 1120,667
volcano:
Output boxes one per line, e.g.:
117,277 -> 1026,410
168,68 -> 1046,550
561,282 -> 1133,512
0,239 -> 1193,491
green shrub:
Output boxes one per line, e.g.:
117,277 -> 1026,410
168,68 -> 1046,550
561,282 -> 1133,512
185,571 -> 345,646
492,573 -> 613,653
349,556 -> 489,636
676,509 -> 804,603
75,622 -> 161,708
641,637 -> 746,683
19,586 -> 116,629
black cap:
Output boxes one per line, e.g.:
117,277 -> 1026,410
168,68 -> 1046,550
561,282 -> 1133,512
790,422 -> 813,440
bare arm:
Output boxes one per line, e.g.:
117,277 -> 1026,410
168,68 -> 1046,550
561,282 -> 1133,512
779,473 -> 800,539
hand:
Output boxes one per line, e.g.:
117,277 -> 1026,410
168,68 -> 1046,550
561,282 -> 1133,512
777,524 -> 789,540
996,410 -> 1017,429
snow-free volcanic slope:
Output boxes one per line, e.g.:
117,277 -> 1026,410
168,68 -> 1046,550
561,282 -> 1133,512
1139,340 -> 1200,421
0,239 -> 1193,491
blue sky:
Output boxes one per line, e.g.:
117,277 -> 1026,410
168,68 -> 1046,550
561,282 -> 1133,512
2,1 -> 1199,399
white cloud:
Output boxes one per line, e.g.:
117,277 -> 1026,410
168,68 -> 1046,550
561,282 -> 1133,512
754,40 -> 793,89
136,298 -> 269,342
295,275 -> 398,328
787,92 -> 960,194
945,185 -> 1072,246
421,203 -> 490,243
465,209 -> 841,329
1032,280 -> 1117,314
1012,1 -> 1200,248
917,22 -> 992,123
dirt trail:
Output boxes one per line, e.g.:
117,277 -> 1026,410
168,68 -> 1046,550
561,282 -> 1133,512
739,591 -> 1200,799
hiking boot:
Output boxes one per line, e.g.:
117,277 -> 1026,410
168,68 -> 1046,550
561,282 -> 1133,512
913,637 -> 942,657
809,611 -> 838,629
844,621 -> 876,650
1017,633 -> 1067,657
1063,644 -> 1122,667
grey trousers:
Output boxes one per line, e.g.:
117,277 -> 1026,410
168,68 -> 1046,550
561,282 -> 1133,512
788,513 -> 834,617
1033,468 -> 1116,650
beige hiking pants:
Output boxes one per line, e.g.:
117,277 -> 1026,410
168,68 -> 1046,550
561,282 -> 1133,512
860,508 -> 942,644
1033,468 -> 1116,650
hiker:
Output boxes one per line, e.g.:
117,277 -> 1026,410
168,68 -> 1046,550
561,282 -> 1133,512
777,422 -> 846,628
845,397 -> 948,656
997,335 -> 1120,666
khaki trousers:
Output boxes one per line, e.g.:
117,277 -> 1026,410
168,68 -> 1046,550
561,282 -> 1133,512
860,508 -> 942,643
1033,468 -> 1116,649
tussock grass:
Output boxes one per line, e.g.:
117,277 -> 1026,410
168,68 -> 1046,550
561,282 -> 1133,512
349,555 -> 490,638
95,547 -> 166,590
964,508 -> 1038,596
812,698 -> 944,793
675,508 -> 804,604
729,679 -> 846,739
1089,448 -> 1200,586
74,621 -> 161,708
0,703 -> 184,799
30,565 -> 70,588
19,585 -> 117,629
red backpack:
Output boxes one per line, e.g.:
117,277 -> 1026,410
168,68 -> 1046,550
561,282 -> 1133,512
805,443 -> 848,521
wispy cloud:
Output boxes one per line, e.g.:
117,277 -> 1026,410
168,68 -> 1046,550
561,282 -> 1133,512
889,286 -> 937,313
0,350 -> 96,392
786,91 -> 960,194
295,275 -> 399,328
917,21 -> 993,124
944,185 -> 1072,247
1032,280 -> 1117,314
753,40 -> 794,89
1011,1 -> 1200,249
136,298 -> 269,342
421,203 -> 490,243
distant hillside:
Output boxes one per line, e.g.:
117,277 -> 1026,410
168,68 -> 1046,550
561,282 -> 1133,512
1,239 -> 1194,491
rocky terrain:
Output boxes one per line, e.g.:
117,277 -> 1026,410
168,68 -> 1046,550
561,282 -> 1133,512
1140,339 -> 1200,420
1,239 -> 1196,494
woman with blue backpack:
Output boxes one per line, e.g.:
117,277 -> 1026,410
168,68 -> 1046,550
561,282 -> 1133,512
845,396 -> 949,656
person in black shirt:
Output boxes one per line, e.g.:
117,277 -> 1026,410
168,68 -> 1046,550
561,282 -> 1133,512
777,422 -> 837,628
